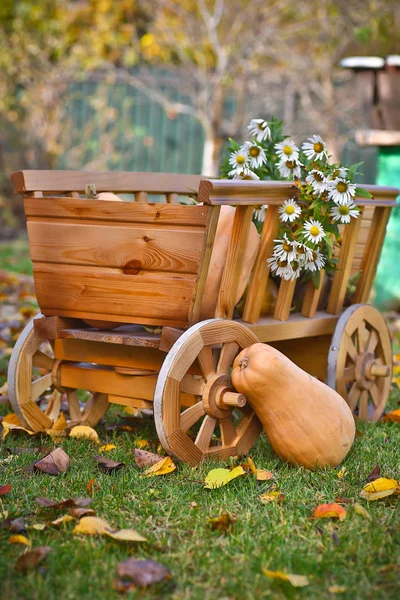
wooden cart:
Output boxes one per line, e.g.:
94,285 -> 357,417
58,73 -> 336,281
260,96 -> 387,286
7,170 -> 399,465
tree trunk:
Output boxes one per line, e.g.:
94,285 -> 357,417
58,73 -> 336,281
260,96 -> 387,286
201,134 -> 224,177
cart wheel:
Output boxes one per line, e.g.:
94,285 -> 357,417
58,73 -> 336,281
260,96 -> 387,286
154,319 -> 262,466
327,304 -> 392,421
7,314 -> 109,432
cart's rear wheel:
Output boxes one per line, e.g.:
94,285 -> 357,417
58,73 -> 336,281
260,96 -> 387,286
8,314 -> 109,432
327,304 -> 392,421
154,319 -> 262,465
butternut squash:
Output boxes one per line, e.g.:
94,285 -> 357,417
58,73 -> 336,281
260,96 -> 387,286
231,343 -> 355,470
200,206 -> 260,320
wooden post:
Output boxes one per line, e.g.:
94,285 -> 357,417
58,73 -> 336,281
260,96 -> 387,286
274,279 -> 296,321
301,270 -> 326,318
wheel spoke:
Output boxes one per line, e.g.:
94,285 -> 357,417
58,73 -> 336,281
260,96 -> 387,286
67,391 -> 82,422
31,373 -> 53,400
370,383 -> 381,408
344,365 -> 356,383
181,374 -> 206,395
32,350 -> 54,371
220,417 -> 237,446
180,402 -> 205,433
357,321 -> 369,352
347,381 -> 360,411
345,333 -> 358,363
217,342 -> 239,375
45,390 -> 62,421
82,393 -> 109,426
197,346 -> 216,381
195,415 -> 217,451
366,329 -> 379,353
358,390 -> 369,420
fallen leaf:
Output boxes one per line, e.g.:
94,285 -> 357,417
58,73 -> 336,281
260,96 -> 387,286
367,464 -> 381,482
104,528 -> 147,542
260,492 -> 285,504
46,413 -> 68,438
145,457 -> 176,477
124,406 -> 142,417
8,534 -> 31,546
1,517 -> 26,533
29,523 -> 46,531
355,429 -> 363,437
360,477 -> 399,501
33,447 -> 70,475
190,502 -> 198,509
94,455 -> 125,472
134,448 -> 163,468
51,515 -> 75,526
204,466 -> 245,489
337,467 -> 347,478
115,558 -> 171,590
15,547 -> 52,572
69,425 -> 99,442
353,503 -> 371,519
0,484 -> 12,496
328,585 -> 347,594
256,469 -> 274,481
69,508 -> 96,519
135,439 -> 148,449
1,413 -> 35,438
335,497 -> 352,504
36,497 -> 92,509
208,512 -> 236,532
262,569 -> 309,587
73,516 -> 110,535
86,478 -> 96,495
99,444 -> 116,452
313,503 -> 346,521
243,457 -> 257,474
382,409 -> 400,422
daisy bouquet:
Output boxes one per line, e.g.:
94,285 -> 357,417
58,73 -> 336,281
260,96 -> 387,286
220,118 -> 371,288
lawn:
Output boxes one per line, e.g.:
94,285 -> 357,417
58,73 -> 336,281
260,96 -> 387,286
0,240 -> 400,600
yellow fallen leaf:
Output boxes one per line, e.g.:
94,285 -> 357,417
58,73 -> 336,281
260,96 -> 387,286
262,569 -> 309,587
135,440 -> 148,449
246,457 -> 257,474
360,477 -> 399,501
313,503 -> 347,521
204,466 -> 245,489
124,406 -> 141,417
46,412 -> 68,437
260,492 -> 285,504
2,413 -> 35,438
99,444 -> 116,452
69,425 -> 99,443
353,503 -> 371,519
382,409 -> 400,422
337,467 -> 347,478
8,535 -> 32,546
73,516 -> 110,535
104,528 -> 147,542
328,585 -> 347,594
52,514 -> 75,526
29,523 -> 46,531
145,457 -> 176,477
208,512 -> 236,532
256,469 -> 274,481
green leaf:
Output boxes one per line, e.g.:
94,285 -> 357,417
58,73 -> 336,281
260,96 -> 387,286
311,270 -> 321,290
355,186 -> 373,199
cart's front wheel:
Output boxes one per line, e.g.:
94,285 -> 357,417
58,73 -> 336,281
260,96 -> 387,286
7,314 -> 109,432
327,304 -> 392,421
154,319 -> 262,466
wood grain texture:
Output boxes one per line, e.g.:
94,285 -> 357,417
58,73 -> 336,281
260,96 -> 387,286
241,311 -> 339,342
59,326 -> 161,348
274,279 -> 296,321
33,316 -> 83,340
301,271 -> 326,318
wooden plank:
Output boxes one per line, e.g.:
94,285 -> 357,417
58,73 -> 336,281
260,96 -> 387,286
27,221 -> 206,274
33,263 -> 196,326
24,197 -> 209,227
34,316 -> 83,340
159,327 -> 183,353
353,206 -> 392,303
241,311 -> 339,342
59,326 -> 161,348
13,170 -> 203,194
134,192 -> 148,203
271,335 -> 331,381
108,395 -> 154,409
162,377 -> 181,436
167,428 -> 203,466
327,211 -> 364,315
215,205 -> 254,319
274,279 -> 296,321
242,205 -> 280,323
301,270 -> 326,318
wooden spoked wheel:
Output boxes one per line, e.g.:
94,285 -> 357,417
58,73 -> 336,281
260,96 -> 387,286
7,314 -> 109,432
154,319 -> 262,466
327,304 -> 392,421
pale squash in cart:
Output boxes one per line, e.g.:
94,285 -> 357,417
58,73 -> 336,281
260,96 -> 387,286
231,343 -> 356,470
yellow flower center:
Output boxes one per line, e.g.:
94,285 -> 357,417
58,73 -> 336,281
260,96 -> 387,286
313,172 -> 323,182
236,155 -> 246,165
314,142 -> 323,153
259,122 -> 267,131
278,259 -> 288,268
336,181 -> 348,193
332,169 -> 340,177
283,145 -> 293,156
283,241 -> 292,252
249,146 -> 260,157
339,205 -> 350,215
285,205 -> 295,215
310,225 -> 320,237
286,160 -> 296,169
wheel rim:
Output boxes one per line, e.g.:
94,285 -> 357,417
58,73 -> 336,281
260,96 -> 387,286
8,314 -> 109,432
327,304 -> 392,421
154,319 -> 262,465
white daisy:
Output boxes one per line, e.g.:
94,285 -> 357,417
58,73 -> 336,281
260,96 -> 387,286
305,170 -> 329,194
230,167 -> 260,180
277,158 -> 303,179
295,242 -> 313,264
243,141 -> 267,169
302,135 -> 328,161
254,205 -> 267,221
228,148 -> 249,171
328,178 -> 357,205
330,201 -> 359,224
247,119 -> 271,142
303,219 -> 325,244
304,249 -> 326,272
272,234 -> 298,262
267,256 -> 294,278
280,260 -> 302,281
327,166 -> 348,181
275,139 -> 299,162
278,198 -> 301,223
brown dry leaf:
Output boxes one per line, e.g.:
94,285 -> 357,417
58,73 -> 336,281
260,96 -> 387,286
360,477 -> 399,501
8,534 -> 31,546
104,528 -> 147,542
15,546 -> 52,572
260,492 -> 285,504
353,503 -> 371,519
0,484 -> 12,496
1,413 -> 36,439
86,478 -> 96,496
367,464 -> 381,482
134,448 -> 163,468
145,457 -> 176,477
69,425 -> 99,442
94,455 -> 125,472
115,558 -> 171,591
33,448 -> 70,475
256,469 -> 274,481
355,429 -> 363,438
262,569 -> 309,587
51,514 -> 75,526
1,517 -> 26,533
73,516 -> 110,535
208,512 -> 236,532
313,503 -> 347,521
99,444 -> 116,452
36,497 -> 92,509
382,409 -> 400,422
69,508 -> 96,519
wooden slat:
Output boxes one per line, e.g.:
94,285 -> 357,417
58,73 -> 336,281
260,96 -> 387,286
327,211 -> 364,315
215,206 -> 254,319
34,316 -> 83,340
162,377 -> 181,436
353,206 -> 392,303
274,279 -> 296,321
180,402 -> 205,432
159,327 -> 183,353
301,270 -> 326,318
108,395 -> 154,409
23,197 -> 209,227
166,193 -> 178,204
59,327 -> 161,348
242,311 -> 339,342
242,205 -> 280,323
134,192 -> 148,203
27,221 -> 206,274
13,170 -> 203,194
167,429 -> 203,466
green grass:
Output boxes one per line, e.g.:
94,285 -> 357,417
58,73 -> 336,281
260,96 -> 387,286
0,238 -> 32,276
